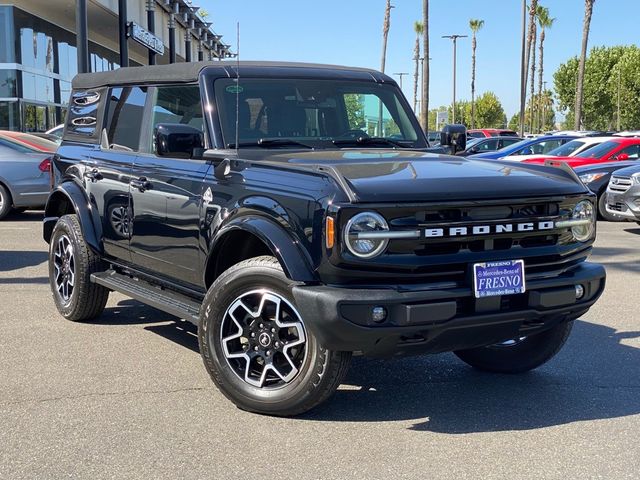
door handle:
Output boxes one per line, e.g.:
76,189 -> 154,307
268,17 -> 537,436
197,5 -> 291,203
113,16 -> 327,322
84,168 -> 102,182
130,177 -> 152,192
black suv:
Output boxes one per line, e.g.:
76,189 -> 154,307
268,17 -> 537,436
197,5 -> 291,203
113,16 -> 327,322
44,62 -> 605,416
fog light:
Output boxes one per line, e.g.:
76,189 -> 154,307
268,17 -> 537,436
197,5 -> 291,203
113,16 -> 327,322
575,284 -> 585,299
372,306 -> 387,323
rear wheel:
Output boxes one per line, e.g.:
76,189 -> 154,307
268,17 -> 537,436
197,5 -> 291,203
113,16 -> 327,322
0,184 -> 12,220
597,193 -> 619,222
198,256 -> 351,416
49,214 -> 109,321
454,321 -> 573,373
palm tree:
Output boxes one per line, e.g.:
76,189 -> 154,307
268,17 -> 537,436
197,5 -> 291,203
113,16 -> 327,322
413,21 -> 424,112
421,0 -> 429,131
536,6 -> 554,132
529,6 -> 542,132
380,0 -> 393,73
523,0 -> 538,133
575,0 -> 595,130
469,19 -> 484,129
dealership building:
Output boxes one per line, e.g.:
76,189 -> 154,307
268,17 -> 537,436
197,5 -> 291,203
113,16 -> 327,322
0,0 -> 233,132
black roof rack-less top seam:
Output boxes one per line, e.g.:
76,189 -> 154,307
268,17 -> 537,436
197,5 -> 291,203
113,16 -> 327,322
71,61 -> 392,90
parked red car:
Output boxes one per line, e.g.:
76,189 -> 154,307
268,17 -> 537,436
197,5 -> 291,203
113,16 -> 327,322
522,138 -> 640,168
467,128 -> 519,139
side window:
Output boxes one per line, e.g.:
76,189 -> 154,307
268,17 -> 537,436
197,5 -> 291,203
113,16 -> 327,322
617,145 -> 640,159
150,85 -> 204,153
502,139 -> 520,148
104,86 -> 147,151
67,89 -> 101,137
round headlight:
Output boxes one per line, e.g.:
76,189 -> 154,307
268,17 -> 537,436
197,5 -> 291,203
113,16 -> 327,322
344,212 -> 389,258
572,200 -> 595,242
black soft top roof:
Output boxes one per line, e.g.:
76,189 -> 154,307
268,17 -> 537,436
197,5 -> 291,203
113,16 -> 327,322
71,61 -> 393,89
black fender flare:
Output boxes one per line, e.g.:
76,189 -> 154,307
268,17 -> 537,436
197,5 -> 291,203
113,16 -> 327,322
207,216 -> 317,283
43,181 -> 103,253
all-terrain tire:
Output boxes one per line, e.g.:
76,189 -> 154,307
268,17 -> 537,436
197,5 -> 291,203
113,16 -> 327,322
49,214 -> 109,321
454,321 -> 573,374
198,255 -> 351,416
0,184 -> 12,220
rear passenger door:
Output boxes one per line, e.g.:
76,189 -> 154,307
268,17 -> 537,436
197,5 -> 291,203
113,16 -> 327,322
129,85 -> 209,287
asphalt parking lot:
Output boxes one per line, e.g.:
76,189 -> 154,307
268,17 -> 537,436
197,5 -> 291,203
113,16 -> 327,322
1,212 -> 639,479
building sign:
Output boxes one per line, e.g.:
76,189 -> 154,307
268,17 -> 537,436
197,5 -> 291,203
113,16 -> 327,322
128,22 -> 164,55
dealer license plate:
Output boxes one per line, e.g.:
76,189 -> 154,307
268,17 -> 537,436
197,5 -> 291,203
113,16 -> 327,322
473,259 -> 526,298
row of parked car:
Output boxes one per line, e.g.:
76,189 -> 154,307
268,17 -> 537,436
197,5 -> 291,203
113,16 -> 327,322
456,131 -> 640,224
0,125 -> 639,225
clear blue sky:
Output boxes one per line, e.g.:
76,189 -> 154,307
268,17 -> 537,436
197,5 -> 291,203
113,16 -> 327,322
202,0 -> 639,119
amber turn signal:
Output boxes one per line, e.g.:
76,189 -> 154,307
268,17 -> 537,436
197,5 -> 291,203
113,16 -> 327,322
325,216 -> 335,249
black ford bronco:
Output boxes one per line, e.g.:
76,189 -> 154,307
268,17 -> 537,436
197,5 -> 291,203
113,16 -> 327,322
44,61 -> 605,416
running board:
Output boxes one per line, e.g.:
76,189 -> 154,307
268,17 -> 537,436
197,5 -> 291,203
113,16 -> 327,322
91,270 -> 201,324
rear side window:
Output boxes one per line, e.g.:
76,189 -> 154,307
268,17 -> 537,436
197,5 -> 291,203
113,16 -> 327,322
104,86 -> 148,151
67,89 -> 101,137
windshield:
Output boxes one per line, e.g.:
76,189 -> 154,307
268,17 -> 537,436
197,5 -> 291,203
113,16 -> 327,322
214,78 -> 423,149
547,139 -> 588,157
575,140 -> 619,159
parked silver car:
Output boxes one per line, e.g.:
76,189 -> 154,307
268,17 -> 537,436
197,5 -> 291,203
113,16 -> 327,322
605,164 -> 640,225
0,135 -> 52,220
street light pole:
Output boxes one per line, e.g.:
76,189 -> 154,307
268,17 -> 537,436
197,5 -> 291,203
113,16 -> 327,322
442,34 -> 467,124
393,72 -> 409,90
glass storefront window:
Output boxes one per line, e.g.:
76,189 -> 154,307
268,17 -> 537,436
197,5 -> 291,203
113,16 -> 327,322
0,7 -> 16,63
19,27 -> 55,72
22,72 -> 55,103
0,70 -> 18,98
0,102 -> 20,130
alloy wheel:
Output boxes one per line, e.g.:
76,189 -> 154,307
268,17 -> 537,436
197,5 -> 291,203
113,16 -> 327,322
220,289 -> 307,389
53,234 -> 75,302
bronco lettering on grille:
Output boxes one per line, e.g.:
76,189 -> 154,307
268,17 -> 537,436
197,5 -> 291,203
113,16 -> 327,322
425,221 -> 555,238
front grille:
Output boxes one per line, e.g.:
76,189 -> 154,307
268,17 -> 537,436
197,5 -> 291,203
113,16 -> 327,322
609,176 -> 632,193
333,196 -> 591,287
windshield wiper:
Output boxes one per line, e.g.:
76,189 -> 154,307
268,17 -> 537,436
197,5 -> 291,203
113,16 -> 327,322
226,138 -> 314,149
332,136 -> 412,148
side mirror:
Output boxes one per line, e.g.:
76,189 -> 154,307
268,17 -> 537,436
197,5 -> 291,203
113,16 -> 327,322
440,124 -> 467,154
521,147 -> 534,155
616,153 -> 630,161
154,123 -> 204,159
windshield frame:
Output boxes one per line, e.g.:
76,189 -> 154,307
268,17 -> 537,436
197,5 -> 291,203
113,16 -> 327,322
208,76 -> 428,150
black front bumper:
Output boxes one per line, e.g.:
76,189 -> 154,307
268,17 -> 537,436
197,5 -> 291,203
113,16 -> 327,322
292,262 -> 606,357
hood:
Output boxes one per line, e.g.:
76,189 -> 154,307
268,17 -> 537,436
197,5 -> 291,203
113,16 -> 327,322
610,163 -> 640,177
574,161 -> 638,174
251,149 -> 588,203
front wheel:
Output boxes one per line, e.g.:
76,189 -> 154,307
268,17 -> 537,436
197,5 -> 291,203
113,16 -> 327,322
597,194 -> 620,222
454,321 -> 573,373
49,214 -> 109,321
198,256 -> 351,416
0,184 -> 12,220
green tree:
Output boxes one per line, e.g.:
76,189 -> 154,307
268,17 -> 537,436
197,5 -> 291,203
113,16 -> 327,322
469,19 -> 484,129
508,91 -> 555,131
474,92 -> 506,128
344,94 -> 365,129
554,45 -> 633,130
